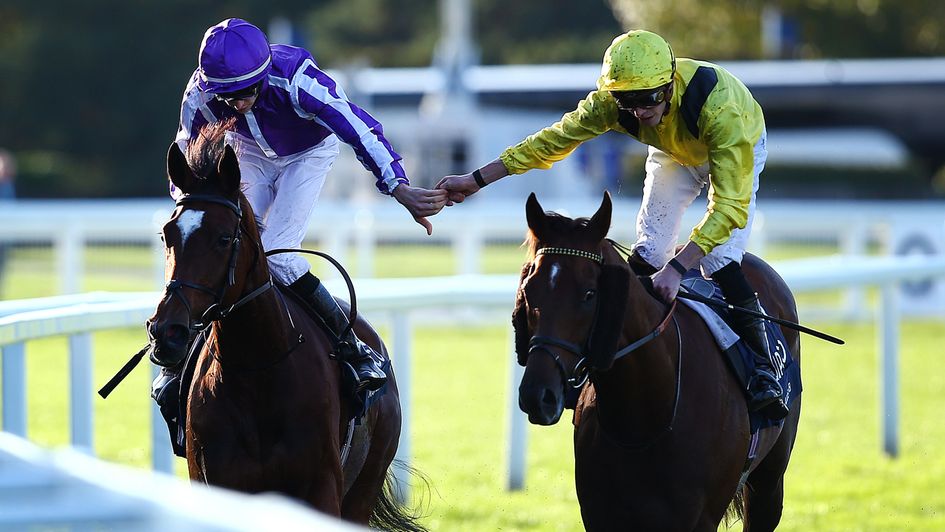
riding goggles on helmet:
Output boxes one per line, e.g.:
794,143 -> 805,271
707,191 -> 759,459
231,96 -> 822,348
215,82 -> 261,103
611,84 -> 670,111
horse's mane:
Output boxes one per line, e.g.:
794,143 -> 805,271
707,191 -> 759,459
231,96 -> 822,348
185,118 -> 237,179
182,119 -> 265,231
524,212 -> 594,260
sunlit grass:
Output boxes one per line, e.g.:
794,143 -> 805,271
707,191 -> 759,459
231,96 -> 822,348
3,242 -> 943,529
7,321 -> 944,530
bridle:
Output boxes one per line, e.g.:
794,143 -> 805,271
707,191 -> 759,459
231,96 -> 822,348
524,246 -> 678,390
159,194 -> 273,333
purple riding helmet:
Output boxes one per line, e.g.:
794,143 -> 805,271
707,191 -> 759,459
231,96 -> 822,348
197,18 -> 272,93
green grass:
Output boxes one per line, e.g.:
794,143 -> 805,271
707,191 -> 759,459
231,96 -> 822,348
8,321 -> 945,530
3,243 -> 944,529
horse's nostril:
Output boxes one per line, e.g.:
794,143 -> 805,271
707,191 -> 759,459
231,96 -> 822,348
541,388 -> 557,407
164,324 -> 190,349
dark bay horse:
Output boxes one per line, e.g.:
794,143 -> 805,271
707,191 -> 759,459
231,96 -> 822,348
514,192 -> 801,531
146,129 -> 421,530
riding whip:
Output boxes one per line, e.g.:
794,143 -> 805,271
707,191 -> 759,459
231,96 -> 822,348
676,286 -> 844,345
98,344 -> 151,398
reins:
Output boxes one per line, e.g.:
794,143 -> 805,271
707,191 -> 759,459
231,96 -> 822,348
525,245 -> 678,381
525,241 -> 683,450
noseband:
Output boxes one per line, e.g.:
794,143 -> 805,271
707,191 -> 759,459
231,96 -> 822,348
524,246 -> 676,389
161,194 -> 272,332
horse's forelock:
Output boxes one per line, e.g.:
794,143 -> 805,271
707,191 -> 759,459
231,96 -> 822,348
185,118 -> 237,179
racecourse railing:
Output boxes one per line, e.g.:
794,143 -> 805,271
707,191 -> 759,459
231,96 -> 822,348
1,199 -> 943,319
2,256 -> 945,495
0,432 -> 355,530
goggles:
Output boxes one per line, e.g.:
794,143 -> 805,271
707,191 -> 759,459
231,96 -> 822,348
612,84 -> 670,110
215,82 -> 261,103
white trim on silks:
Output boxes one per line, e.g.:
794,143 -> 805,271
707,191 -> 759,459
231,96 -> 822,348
268,74 -> 291,93
199,56 -> 272,84
244,110 -> 277,158
292,58 -> 400,184
198,101 -> 217,124
176,88 -> 218,149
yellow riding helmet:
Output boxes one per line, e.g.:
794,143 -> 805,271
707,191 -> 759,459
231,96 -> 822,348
597,30 -> 676,92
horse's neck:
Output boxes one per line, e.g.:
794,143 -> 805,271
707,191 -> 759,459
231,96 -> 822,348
593,274 -> 679,441
212,278 -> 296,368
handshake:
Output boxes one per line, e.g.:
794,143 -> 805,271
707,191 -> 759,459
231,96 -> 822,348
392,161 -> 503,235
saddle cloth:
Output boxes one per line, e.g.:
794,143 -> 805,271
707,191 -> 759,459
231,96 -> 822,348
679,274 -> 803,433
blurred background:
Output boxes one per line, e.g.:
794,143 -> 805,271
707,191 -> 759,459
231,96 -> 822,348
1,1 -> 944,530
2,0 -> 945,200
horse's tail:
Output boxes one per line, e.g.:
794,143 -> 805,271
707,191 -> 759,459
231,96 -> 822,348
724,483 -> 747,527
369,459 -> 430,532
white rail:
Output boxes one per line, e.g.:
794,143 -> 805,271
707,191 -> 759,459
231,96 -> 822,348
1,199 -> 943,307
2,256 -> 945,493
0,432 -> 355,530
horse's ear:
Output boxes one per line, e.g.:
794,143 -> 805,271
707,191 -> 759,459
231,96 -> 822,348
167,142 -> 196,193
512,262 -> 532,366
525,192 -> 547,240
218,145 -> 241,196
586,261 -> 630,371
587,191 -> 612,243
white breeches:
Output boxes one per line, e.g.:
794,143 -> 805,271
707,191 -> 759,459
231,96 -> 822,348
232,134 -> 340,285
633,129 -> 767,276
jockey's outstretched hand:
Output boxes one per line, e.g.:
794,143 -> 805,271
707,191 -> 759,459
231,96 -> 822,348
392,184 -> 449,235
435,173 -> 478,205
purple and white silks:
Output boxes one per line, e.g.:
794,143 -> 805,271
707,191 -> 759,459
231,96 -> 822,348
176,44 -> 408,195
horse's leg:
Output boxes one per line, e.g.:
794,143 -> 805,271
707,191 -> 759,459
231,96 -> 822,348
742,415 -> 799,531
340,456 -> 389,524
340,388 -> 401,524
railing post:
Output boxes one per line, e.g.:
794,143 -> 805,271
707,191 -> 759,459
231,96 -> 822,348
354,209 -> 375,278
391,312 -> 412,502
1,343 -> 27,436
454,228 -> 483,276
841,223 -> 869,319
69,333 -> 94,452
56,225 -> 84,294
152,210 -> 167,290
151,365 -> 174,473
324,228 -> 349,281
506,326 -> 527,491
878,282 -> 900,458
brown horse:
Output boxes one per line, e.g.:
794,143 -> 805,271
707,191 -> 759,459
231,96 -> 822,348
513,192 -> 801,531
146,128 -> 422,530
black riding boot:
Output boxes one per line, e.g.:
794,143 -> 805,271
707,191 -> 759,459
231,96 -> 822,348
712,263 -> 789,421
730,295 -> 790,420
151,364 -> 187,457
628,249 -> 658,276
290,272 -> 387,391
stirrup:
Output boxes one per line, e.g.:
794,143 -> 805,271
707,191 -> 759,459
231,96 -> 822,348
748,370 -> 788,420
335,340 -> 387,392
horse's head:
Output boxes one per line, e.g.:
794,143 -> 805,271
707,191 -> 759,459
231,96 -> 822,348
147,124 -> 266,367
514,192 -> 631,425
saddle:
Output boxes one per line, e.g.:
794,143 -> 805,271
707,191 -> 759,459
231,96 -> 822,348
678,274 -> 802,433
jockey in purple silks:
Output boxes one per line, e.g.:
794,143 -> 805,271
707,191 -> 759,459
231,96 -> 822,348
167,18 -> 448,393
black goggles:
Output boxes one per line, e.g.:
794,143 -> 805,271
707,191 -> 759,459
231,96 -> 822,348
215,82 -> 261,103
612,85 -> 670,110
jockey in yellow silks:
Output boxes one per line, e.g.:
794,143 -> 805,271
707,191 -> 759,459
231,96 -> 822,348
436,30 -> 788,420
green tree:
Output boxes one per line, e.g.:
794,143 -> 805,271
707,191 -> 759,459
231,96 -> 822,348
606,0 -> 945,59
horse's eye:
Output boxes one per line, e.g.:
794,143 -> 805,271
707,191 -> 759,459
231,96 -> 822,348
217,235 -> 233,247
583,289 -> 597,302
